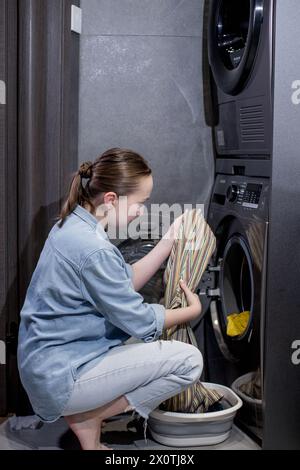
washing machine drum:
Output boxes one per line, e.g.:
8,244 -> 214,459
211,219 -> 255,362
208,0 -> 264,95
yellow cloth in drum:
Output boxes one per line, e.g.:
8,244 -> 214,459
159,209 -> 223,413
227,311 -> 250,337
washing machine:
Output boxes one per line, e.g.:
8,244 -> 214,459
208,0 -> 274,157
195,174 -> 270,443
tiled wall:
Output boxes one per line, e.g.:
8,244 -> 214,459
78,0 -> 214,212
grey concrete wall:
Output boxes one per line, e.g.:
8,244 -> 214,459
78,0 -> 214,211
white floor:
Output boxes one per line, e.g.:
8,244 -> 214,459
0,413 -> 260,450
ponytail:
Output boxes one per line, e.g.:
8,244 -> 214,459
57,161 -> 95,228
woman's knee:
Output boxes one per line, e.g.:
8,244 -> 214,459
173,341 -> 203,382
185,344 -> 203,381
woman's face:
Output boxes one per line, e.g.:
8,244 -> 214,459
116,175 -> 153,228
97,175 -> 153,230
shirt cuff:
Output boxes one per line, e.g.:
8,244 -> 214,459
143,303 -> 166,342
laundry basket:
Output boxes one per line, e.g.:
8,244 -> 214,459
148,383 -> 243,447
231,372 -> 263,428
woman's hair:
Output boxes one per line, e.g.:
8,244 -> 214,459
57,148 -> 152,228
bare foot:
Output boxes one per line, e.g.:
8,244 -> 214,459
97,442 -> 113,450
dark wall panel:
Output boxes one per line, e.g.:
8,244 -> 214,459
0,0 -> 18,416
263,0 -> 300,450
14,0 -> 80,415
18,0 -> 80,301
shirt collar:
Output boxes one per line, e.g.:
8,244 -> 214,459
73,204 -> 109,240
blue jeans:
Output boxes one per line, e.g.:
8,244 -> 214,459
62,339 -> 203,444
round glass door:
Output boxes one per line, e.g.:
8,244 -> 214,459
211,235 -> 254,361
208,0 -> 264,95
217,0 -> 251,70
221,236 -> 253,338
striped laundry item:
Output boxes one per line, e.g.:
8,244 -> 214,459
159,209 -> 223,413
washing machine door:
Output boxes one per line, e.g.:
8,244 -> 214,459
204,220 -> 255,363
208,0 -> 264,95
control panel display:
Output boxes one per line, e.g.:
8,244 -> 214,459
242,183 -> 262,208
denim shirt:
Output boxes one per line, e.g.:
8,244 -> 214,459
17,204 -> 166,422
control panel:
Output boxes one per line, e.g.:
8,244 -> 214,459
227,182 -> 263,209
212,175 -> 269,215
242,183 -> 262,209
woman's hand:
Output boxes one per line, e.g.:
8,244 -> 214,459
163,280 -> 203,329
179,279 -> 202,319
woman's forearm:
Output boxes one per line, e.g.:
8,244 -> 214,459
163,306 -> 197,329
131,232 -> 174,291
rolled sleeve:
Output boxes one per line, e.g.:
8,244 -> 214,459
142,303 -> 165,342
124,261 -> 134,280
80,249 -> 165,342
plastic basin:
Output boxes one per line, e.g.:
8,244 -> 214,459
148,382 -> 243,447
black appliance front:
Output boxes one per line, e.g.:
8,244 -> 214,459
195,174 -> 270,443
208,0 -> 273,157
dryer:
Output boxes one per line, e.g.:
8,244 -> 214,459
196,173 -> 270,442
208,0 -> 274,158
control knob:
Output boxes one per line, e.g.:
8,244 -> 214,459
226,184 -> 239,203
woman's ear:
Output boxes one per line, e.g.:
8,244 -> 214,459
103,192 -> 118,206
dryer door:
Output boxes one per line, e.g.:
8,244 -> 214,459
206,222 -> 256,363
208,0 -> 264,95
